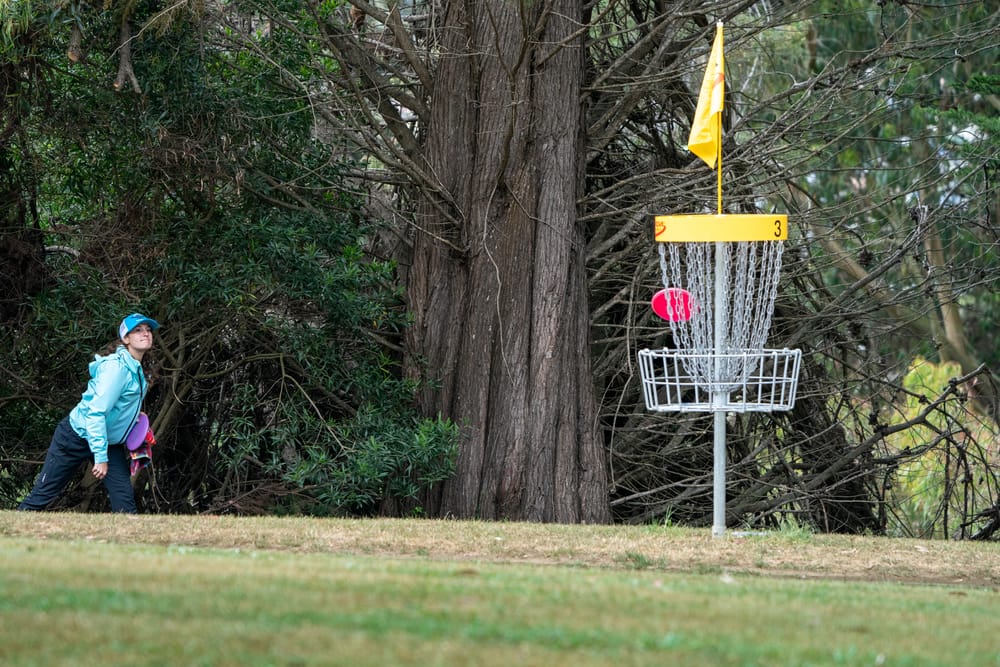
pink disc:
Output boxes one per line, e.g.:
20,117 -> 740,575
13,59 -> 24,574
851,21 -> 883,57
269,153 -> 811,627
651,288 -> 694,322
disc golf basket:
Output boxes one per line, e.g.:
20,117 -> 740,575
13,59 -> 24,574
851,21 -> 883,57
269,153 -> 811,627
638,214 -> 802,536
642,20 -> 801,535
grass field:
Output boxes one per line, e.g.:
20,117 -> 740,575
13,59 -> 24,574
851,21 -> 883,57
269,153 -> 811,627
2,512 -> 998,666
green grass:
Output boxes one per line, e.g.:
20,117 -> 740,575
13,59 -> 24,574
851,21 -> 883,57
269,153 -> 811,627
0,513 -> 1000,667
2,528 -> 999,667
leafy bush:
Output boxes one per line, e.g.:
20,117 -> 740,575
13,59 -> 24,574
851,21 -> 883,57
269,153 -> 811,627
882,357 -> 999,538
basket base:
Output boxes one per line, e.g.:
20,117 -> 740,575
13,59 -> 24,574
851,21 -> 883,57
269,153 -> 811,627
638,348 -> 802,413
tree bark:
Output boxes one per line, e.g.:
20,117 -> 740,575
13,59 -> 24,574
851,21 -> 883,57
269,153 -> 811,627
407,0 -> 609,523
113,20 -> 141,93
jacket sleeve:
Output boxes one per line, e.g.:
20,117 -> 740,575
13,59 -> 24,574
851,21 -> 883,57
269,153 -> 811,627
82,360 -> 129,464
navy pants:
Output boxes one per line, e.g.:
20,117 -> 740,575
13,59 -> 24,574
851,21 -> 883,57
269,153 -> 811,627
18,417 -> 137,513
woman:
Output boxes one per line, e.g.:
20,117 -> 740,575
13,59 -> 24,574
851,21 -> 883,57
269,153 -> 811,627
18,313 -> 160,513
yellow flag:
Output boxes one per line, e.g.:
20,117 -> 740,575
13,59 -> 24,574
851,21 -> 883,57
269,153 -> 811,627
687,23 -> 725,169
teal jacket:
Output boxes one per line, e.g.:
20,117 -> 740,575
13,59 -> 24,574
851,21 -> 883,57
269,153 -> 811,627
68,346 -> 148,464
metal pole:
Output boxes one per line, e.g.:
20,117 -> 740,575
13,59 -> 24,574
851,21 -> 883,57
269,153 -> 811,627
712,240 -> 727,537
712,409 -> 726,536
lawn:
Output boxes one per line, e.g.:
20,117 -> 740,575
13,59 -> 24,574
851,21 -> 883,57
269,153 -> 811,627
1,512 -> 998,666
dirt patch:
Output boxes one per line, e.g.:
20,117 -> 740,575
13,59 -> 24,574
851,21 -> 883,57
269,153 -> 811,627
2,511 -> 998,587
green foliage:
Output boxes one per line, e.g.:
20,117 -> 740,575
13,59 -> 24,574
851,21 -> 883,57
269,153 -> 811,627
0,0 -> 35,52
280,408 -> 458,515
882,357 -> 999,538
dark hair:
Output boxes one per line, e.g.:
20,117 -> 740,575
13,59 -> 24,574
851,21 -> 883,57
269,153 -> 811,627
100,339 -> 160,386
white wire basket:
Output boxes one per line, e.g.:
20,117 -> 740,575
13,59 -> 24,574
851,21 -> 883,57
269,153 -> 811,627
637,348 -> 802,413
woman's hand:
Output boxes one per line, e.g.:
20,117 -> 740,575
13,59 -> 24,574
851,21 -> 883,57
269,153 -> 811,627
92,462 -> 108,480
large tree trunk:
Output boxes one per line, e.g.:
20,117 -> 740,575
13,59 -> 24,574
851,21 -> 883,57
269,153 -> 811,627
406,0 -> 609,523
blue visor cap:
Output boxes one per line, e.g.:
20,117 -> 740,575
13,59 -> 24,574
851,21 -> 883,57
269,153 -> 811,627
119,313 -> 161,340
